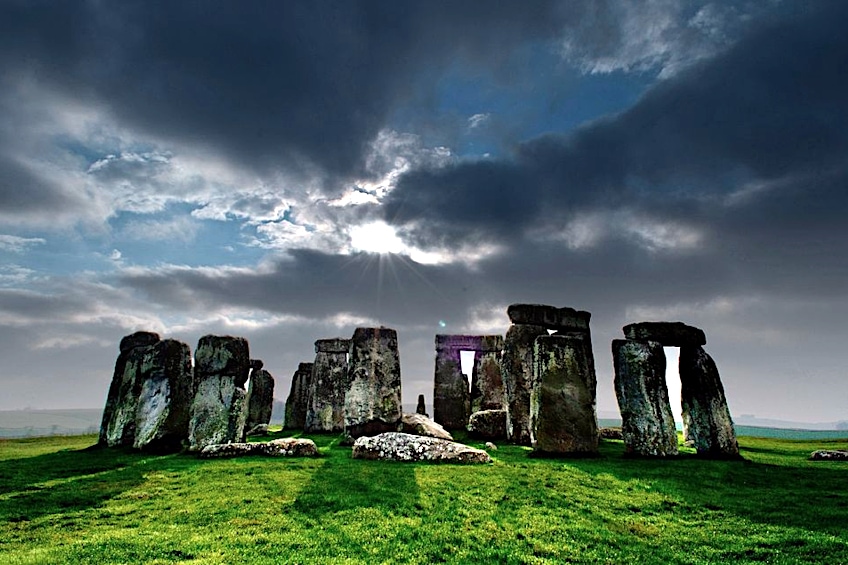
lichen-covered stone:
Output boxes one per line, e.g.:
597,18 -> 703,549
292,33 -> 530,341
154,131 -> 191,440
284,362 -> 313,430
623,322 -> 706,347
470,336 -> 505,413
245,368 -> 275,432
188,335 -> 251,451
433,335 -> 471,430
305,339 -> 351,432
352,432 -> 491,464
810,450 -> 848,461
399,413 -> 453,440
199,437 -> 318,458
612,339 -> 678,457
599,427 -> 623,440
679,345 -> 739,458
467,409 -> 507,440
531,335 -> 598,456
118,331 -> 161,354
501,324 -> 547,445
507,304 -> 591,332
344,327 -> 402,440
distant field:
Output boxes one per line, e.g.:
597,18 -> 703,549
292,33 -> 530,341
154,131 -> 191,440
1,431 -> 846,563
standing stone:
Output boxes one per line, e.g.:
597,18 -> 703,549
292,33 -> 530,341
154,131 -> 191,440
416,394 -> 428,417
284,363 -> 313,430
245,366 -> 275,433
188,335 -> 250,452
612,339 -> 678,457
305,339 -> 350,432
132,339 -> 194,452
470,335 -> 505,413
679,345 -> 739,458
433,335 -> 472,430
344,327 -> 402,441
531,335 -> 598,456
501,324 -> 548,445
99,331 -> 161,447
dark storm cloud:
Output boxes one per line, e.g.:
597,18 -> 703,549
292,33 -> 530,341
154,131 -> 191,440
0,0 -> 567,187
386,2 -> 848,251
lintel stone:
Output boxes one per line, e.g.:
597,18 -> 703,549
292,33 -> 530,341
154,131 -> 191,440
623,322 -> 706,347
507,304 -> 590,332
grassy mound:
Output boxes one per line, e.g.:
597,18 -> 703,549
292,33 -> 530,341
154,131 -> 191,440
1,430 -> 847,564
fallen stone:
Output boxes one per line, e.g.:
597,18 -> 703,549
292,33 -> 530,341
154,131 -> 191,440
467,409 -> 507,440
484,442 -> 498,450
352,432 -> 491,464
623,322 -> 706,347
810,450 -> 848,461
399,413 -> 453,440
245,424 -> 269,436
199,437 -> 318,458
599,427 -> 624,440
531,335 -> 598,456
612,339 -> 678,457
344,327 -> 403,440
501,323 -> 548,445
507,304 -> 591,332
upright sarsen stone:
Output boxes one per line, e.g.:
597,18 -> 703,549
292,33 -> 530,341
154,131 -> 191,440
188,335 -> 250,451
284,363 -> 313,430
305,338 -> 351,432
679,345 -> 739,458
245,366 -> 275,433
470,335 -> 505,413
433,335 -> 471,430
612,339 -> 678,457
531,335 -> 598,456
344,327 -> 402,441
501,323 -> 548,445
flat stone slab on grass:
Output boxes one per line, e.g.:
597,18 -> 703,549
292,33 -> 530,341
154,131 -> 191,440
352,432 -> 492,464
810,450 -> 848,461
199,438 -> 318,458
399,413 -> 453,440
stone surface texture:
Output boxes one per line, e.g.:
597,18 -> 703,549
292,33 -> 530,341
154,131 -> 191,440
507,303 -> 591,332
470,335 -> 505,413
467,409 -> 507,440
188,335 -> 251,452
433,335 -> 473,430
531,335 -> 598,455
284,362 -> 313,430
199,437 -> 318,458
810,450 -> 848,461
679,345 -> 739,458
305,339 -> 351,432
344,327 -> 402,440
352,432 -> 492,464
245,368 -> 275,432
612,339 -> 678,457
623,321 -> 706,347
501,323 -> 548,445
399,413 -> 453,440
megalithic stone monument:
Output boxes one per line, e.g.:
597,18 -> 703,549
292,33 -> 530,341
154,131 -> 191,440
433,335 -> 474,430
188,335 -> 251,451
305,338 -> 351,432
612,339 -> 678,457
245,360 -> 275,434
284,362 -> 313,430
470,335 -> 505,413
344,327 -> 402,441
531,334 -> 598,456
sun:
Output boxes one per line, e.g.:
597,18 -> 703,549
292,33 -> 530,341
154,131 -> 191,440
349,221 -> 405,254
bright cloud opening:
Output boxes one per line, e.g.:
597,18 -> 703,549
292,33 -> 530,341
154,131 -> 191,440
349,221 -> 406,254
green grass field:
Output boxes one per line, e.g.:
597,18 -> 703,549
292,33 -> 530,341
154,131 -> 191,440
1,430 -> 847,564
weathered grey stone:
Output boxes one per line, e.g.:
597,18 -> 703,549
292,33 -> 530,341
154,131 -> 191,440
531,335 -> 598,456
249,359 -> 264,371
507,304 -> 591,332
305,338 -> 351,432
810,450 -> 848,461
612,339 -> 678,457
470,335 -> 504,413
245,368 -> 275,432
119,331 -> 161,354
599,427 -> 624,440
501,323 -> 547,445
399,413 -> 453,440
416,394 -> 428,416
199,437 -> 318,458
623,322 -> 706,347
352,432 -> 492,464
344,327 -> 402,440
132,339 -> 194,453
679,345 -> 739,458
467,409 -> 507,440
245,424 -> 269,436
284,363 -> 313,430
484,441 -> 498,450
433,335 -> 472,430
188,335 -> 251,452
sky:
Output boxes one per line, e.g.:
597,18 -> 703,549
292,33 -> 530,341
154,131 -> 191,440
1,1 -> 846,424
